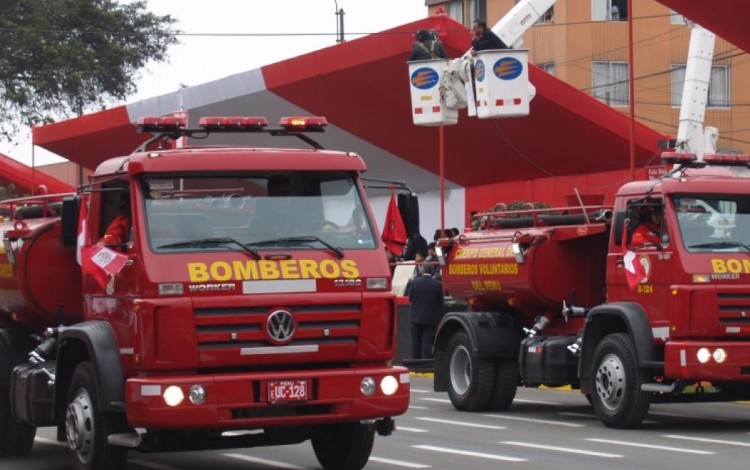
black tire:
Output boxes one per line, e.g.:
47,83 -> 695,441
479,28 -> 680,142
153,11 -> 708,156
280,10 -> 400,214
591,333 -> 651,428
65,362 -> 128,470
489,358 -> 518,411
311,421 -> 375,470
0,388 -> 36,456
445,330 -> 496,411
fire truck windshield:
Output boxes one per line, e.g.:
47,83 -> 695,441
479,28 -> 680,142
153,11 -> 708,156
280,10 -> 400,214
673,194 -> 750,252
143,171 -> 376,252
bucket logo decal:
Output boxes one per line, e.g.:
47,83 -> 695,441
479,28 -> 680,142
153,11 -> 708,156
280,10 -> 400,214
411,67 -> 440,90
494,57 -> 523,80
474,60 -> 486,83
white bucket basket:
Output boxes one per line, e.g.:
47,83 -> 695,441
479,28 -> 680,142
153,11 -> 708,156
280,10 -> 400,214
473,49 -> 532,119
408,59 -> 457,126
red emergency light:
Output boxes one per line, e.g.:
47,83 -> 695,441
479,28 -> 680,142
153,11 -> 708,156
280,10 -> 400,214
703,154 -> 750,166
136,116 -> 187,132
198,116 -> 269,130
279,116 -> 328,131
661,152 -> 697,165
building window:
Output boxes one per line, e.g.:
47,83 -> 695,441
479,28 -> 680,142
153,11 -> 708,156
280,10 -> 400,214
538,62 -> 556,75
446,0 -> 464,25
671,64 -> 731,108
467,0 -> 486,26
670,10 -> 686,25
592,0 -> 628,21
592,61 -> 629,106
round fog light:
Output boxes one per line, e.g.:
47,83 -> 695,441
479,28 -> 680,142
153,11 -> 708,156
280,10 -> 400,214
163,385 -> 184,407
189,385 -> 207,405
697,348 -> 711,364
360,377 -> 376,396
380,375 -> 398,396
713,348 -> 727,363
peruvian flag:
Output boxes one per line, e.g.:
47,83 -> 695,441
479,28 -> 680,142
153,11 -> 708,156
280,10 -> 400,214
76,195 -> 127,289
381,192 -> 407,257
622,220 -> 647,291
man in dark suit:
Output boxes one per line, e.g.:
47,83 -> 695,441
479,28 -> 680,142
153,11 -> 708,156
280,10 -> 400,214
408,263 -> 444,359
470,19 -> 508,56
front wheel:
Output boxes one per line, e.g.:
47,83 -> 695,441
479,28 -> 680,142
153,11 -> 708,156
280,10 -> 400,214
0,388 -> 36,456
445,330 -> 496,411
591,333 -> 651,428
311,421 -> 375,470
65,362 -> 128,470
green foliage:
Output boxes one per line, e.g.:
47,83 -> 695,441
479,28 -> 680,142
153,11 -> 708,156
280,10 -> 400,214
0,182 -> 19,200
0,0 -> 178,138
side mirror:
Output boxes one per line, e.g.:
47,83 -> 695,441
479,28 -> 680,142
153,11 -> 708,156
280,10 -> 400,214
61,196 -> 80,248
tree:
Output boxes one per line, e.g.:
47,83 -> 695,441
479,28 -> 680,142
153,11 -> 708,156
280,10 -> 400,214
0,0 -> 178,139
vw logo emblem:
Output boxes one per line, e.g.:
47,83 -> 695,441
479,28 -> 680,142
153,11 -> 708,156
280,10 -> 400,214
266,309 -> 296,344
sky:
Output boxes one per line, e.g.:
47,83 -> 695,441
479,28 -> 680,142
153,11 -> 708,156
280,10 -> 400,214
0,0 -> 428,166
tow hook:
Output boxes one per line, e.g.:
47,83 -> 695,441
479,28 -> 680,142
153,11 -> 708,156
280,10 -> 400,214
376,417 -> 395,436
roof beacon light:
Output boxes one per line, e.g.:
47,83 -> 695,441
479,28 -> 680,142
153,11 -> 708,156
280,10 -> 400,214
137,116 -> 187,132
661,152 -> 697,166
279,116 -> 328,131
198,116 -> 268,130
703,154 -> 750,167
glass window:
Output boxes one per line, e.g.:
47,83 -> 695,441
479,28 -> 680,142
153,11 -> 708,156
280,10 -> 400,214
672,195 -> 750,252
671,64 -> 731,108
466,0 -> 486,26
446,0 -> 464,24
592,0 -> 627,21
592,61 -> 629,106
143,171 -> 377,253
538,62 -> 556,75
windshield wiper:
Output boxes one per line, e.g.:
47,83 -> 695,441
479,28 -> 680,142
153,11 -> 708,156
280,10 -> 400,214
248,236 -> 344,259
157,237 -> 260,259
688,241 -> 750,251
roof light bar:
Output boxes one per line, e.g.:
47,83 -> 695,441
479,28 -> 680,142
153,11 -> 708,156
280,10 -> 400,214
279,116 -> 328,131
136,116 -> 187,132
661,152 -> 697,165
703,154 -> 750,166
198,116 -> 269,130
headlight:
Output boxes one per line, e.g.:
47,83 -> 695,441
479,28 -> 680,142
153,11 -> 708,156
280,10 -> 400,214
713,348 -> 727,363
189,385 -> 207,405
360,377 -> 376,396
380,375 -> 398,396
696,348 -> 711,364
163,385 -> 184,407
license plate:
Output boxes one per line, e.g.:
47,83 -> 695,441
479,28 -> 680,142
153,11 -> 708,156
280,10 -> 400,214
267,380 -> 308,403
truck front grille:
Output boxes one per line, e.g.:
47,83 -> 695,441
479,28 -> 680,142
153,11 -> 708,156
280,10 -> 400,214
717,293 -> 750,323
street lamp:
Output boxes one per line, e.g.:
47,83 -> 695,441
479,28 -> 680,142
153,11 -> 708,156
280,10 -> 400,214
334,1 -> 345,43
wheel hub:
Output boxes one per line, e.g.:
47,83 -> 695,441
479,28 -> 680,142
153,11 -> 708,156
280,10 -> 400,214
595,353 -> 627,411
65,389 -> 94,461
449,344 -> 472,395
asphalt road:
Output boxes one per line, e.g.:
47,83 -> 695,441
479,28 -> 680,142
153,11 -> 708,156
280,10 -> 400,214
5,375 -> 750,470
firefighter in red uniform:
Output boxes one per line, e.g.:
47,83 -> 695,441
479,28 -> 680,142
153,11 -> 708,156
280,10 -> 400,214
632,205 -> 663,247
99,196 -> 131,246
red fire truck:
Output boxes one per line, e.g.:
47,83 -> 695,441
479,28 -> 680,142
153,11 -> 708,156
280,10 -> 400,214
0,116 -> 409,469
433,152 -> 750,428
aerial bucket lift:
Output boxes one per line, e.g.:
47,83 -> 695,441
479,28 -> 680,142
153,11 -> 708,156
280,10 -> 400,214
408,59 -> 457,126
473,48 -> 533,118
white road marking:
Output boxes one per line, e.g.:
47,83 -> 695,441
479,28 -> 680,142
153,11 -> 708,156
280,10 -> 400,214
223,453 -> 307,469
397,426 -> 430,433
409,405 -> 430,410
484,414 -> 583,427
129,460 -> 180,470
369,456 -> 431,468
586,438 -> 714,455
411,389 -> 431,393
500,441 -> 623,458
513,398 -> 562,406
413,445 -> 527,462
417,417 -> 507,430
663,435 -> 750,447
649,411 -> 736,422
34,437 -> 66,447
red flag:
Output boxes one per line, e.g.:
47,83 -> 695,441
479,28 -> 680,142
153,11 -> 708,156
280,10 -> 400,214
622,220 -> 647,291
382,193 -> 407,257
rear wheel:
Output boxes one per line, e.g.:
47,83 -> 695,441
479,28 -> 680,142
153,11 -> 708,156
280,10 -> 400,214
446,330 -> 496,411
0,388 -> 36,456
591,333 -> 651,428
311,421 -> 375,470
489,358 -> 518,411
65,361 -> 128,470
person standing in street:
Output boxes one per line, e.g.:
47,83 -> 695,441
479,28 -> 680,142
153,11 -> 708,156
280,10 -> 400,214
408,263 -> 444,359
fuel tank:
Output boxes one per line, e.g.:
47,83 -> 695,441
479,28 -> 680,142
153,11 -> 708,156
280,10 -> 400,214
0,216 -> 83,332
442,218 -> 610,319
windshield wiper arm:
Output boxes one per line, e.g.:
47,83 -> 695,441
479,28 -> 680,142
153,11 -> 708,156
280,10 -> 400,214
689,241 -> 750,251
249,236 -> 344,259
157,237 -> 260,259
